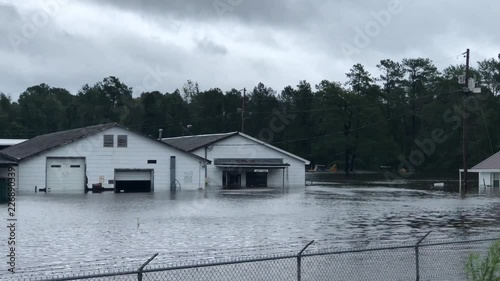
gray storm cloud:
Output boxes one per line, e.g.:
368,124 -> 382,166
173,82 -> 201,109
1,0 -> 499,99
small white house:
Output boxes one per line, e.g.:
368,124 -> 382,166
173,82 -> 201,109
0,123 -> 208,194
162,132 -> 310,189
460,151 -> 500,194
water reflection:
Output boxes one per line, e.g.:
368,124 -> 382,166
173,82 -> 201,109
1,183 -> 500,277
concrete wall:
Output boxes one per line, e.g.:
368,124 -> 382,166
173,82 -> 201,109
192,135 -> 306,188
17,127 -> 203,194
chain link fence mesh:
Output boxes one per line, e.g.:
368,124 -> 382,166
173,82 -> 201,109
419,239 -> 497,281
301,246 -> 416,281
4,237 -> 499,281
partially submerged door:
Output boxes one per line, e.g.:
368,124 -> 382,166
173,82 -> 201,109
46,158 -> 85,192
114,170 -> 152,193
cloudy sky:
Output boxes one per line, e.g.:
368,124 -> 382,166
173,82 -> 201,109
1,0 -> 498,99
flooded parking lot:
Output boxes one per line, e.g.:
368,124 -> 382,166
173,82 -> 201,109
1,179 -> 500,278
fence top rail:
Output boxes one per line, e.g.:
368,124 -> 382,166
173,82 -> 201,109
37,269 -> 140,281
419,237 -> 500,248
141,253 -> 300,273
301,244 -> 417,257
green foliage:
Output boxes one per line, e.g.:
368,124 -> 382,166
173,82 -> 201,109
466,241 -> 500,281
1,55 -> 500,174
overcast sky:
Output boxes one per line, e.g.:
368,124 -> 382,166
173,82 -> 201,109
1,0 -> 499,100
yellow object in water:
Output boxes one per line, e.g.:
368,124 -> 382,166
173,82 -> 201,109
329,164 -> 337,172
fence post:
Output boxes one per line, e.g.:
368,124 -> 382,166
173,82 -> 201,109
415,231 -> 431,281
297,240 -> 314,281
138,253 -> 158,281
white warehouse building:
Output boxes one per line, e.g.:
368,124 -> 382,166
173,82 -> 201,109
162,132 -> 310,189
0,123 -> 208,194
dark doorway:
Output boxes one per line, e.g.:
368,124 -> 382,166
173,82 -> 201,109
115,181 -> 151,193
246,172 -> 267,187
223,172 -> 241,189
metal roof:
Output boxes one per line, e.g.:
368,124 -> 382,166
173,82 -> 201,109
0,123 -> 210,163
0,123 -> 117,161
472,151 -> 500,170
162,132 -> 238,152
163,132 -> 310,164
0,154 -> 17,165
0,139 -> 27,146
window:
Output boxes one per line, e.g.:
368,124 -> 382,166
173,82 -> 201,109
147,160 -> 157,164
103,135 -> 114,147
70,165 -> 81,168
51,165 -> 61,168
117,135 -> 128,147
108,180 -> 114,184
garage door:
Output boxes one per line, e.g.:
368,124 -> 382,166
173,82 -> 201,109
114,170 -> 152,193
46,158 -> 85,192
246,171 -> 268,187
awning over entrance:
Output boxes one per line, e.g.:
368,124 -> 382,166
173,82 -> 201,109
214,158 -> 290,168
217,159 -> 289,189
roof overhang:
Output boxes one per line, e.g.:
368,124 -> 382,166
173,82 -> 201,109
214,158 -> 290,169
216,165 -> 290,168
459,169 -> 500,173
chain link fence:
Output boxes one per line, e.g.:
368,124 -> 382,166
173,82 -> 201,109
6,235 -> 500,281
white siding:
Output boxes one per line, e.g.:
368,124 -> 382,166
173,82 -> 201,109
17,127 -> 203,194
192,135 -> 306,188
479,172 -> 492,190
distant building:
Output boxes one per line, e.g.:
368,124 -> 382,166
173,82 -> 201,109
162,132 -> 310,189
460,151 -> 500,194
0,123 -> 208,194
0,139 -> 27,150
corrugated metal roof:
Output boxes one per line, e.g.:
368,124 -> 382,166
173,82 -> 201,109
472,151 -> 500,169
0,123 -> 117,161
162,132 -> 238,152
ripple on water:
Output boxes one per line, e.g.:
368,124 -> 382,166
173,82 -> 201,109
1,185 -> 500,278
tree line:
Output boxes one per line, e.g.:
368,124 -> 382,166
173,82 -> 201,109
1,56 -> 499,173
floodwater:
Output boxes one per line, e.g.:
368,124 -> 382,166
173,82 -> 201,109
1,174 -> 500,279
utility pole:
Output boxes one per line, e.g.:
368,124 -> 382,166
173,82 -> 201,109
241,88 -> 246,133
463,48 -> 470,194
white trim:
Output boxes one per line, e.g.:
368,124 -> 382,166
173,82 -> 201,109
459,169 -> 500,173
162,132 -> 234,141
0,139 -> 27,146
216,165 -> 289,168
